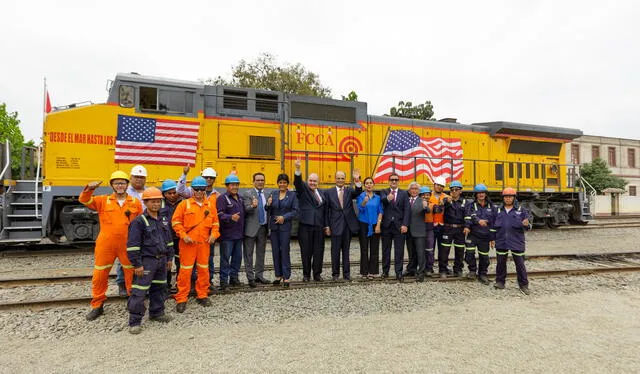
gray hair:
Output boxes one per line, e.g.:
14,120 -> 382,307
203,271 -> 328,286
408,181 -> 421,189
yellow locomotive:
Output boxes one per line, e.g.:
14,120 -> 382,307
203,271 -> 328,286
0,73 -> 587,244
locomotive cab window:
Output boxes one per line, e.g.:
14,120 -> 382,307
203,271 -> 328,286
119,85 -> 134,108
139,86 -> 194,114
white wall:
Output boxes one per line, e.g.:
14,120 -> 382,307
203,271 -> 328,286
593,195 -> 640,216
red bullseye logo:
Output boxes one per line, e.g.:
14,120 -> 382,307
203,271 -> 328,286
339,136 -> 363,159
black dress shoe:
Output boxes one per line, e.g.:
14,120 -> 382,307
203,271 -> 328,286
402,270 -> 416,277
257,278 -> 271,284
248,280 -> 257,288
396,275 -> 404,282
332,275 -> 339,281
381,273 -> 389,279
283,281 -> 290,288
230,278 -> 244,286
85,306 -> 104,321
303,277 -> 310,282
416,275 -> 425,283
344,276 -> 351,281
176,302 -> 187,313
219,282 -> 229,291
314,276 -> 324,282
272,278 -> 282,286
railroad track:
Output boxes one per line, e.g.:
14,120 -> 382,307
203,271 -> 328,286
1,252 -> 639,311
2,252 -> 639,289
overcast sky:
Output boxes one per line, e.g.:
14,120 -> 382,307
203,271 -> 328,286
1,0 -> 639,142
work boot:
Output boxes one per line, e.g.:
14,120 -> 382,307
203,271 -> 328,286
466,271 -> 476,280
129,325 -> 142,335
118,283 -> 128,297
85,306 -> 104,321
494,282 -> 505,290
219,282 -> 229,292
150,314 -> 174,323
453,270 -> 463,278
519,286 -> 531,295
478,275 -> 490,285
229,278 -> 243,286
176,302 -> 187,313
196,297 -> 212,307
248,280 -> 257,288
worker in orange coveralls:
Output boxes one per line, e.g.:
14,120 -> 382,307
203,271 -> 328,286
80,170 -> 143,321
172,176 -> 220,313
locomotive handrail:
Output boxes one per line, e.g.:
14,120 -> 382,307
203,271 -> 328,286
0,139 -> 9,181
34,144 -> 42,219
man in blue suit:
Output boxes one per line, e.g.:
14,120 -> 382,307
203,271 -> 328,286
324,169 -> 362,281
294,157 -> 327,282
380,173 -> 410,281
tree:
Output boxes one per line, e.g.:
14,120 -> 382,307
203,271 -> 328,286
579,158 -> 627,194
388,100 -> 435,120
0,103 -> 25,177
341,91 -> 358,101
206,53 -> 332,97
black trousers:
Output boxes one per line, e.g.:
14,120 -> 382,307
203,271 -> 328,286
495,250 -> 529,287
406,235 -> 426,276
465,233 -> 491,275
330,226 -> 352,278
358,221 -> 380,275
382,225 -> 405,276
298,224 -> 325,278
438,225 -> 465,274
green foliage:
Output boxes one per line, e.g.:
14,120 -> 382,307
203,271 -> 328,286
341,91 -> 358,101
0,103 -> 25,177
580,158 -> 627,194
206,53 -> 332,98
388,100 -> 435,120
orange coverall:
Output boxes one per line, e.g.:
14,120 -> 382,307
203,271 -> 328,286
172,197 -> 220,303
79,189 -> 142,308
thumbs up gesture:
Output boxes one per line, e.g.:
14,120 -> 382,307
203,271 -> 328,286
267,194 -> 273,206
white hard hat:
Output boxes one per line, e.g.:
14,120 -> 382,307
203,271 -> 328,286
130,165 -> 147,177
201,167 -> 218,178
433,176 -> 447,187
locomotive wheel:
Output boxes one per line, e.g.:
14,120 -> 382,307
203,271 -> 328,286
546,218 -> 559,229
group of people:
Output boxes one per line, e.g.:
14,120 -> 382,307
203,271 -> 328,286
79,158 -> 533,334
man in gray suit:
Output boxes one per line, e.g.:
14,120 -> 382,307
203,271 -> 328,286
243,172 -> 271,288
406,182 -> 431,282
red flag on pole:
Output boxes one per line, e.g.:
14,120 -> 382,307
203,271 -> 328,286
45,90 -> 52,114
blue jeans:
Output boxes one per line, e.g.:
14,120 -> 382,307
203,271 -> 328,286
116,260 -> 124,284
219,239 -> 242,284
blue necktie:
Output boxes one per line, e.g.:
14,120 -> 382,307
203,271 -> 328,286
258,190 -> 266,225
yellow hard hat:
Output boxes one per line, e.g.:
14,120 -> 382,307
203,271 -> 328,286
142,187 -> 163,200
110,170 -> 130,183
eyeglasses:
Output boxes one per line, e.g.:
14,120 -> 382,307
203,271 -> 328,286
389,178 -> 399,182
192,187 -> 206,192
112,182 -> 127,186
450,188 -> 462,192
204,177 -> 215,180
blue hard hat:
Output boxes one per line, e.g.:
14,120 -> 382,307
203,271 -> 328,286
224,174 -> 240,184
161,179 -> 177,192
473,183 -> 488,193
449,180 -> 463,189
191,176 -> 208,188
419,186 -> 431,194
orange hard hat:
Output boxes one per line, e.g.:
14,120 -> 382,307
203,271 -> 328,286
142,187 -> 163,200
501,187 -> 517,196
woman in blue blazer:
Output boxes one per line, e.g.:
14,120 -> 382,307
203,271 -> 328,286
265,173 -> 299,287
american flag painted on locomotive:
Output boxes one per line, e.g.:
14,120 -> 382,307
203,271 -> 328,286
115,115 -> 199,166
373,130 -> 464,183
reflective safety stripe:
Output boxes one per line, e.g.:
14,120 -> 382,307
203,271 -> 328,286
478,251 -> 490,255
167,242 -> 174,247
127,246 -> 140,252
121,264 -> 134,269
106,196 -> 111,205
151,280 -> 166,284
181,264 -> 194,269
453,244 -> 465,248
464,216 -> 471,220
425,248 -> 435,252
496,251 -> 508,255
465,247 -> 477,252
489,229 -> 497,232
196,263 -> 208,268
132,284 -> 150,290
186,200 -> 190,209
512,251 -> 526,256
212,222 -> 220,226
175,254 -> 180,258
81,197 -> 94,206
141,215 -> 150,226
94,264 -> 113,270
172,221 -> 182,227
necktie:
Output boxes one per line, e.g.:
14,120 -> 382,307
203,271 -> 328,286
391,189 -> 396,203
410,197 -> 415,206
257,190 -> 265,225
314,190 -> 322,204
338,187 -> 344,208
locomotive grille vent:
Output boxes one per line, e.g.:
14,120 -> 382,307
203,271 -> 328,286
249,136 -> 276,158
256,93 -> 279,113
223,89 -> 248,110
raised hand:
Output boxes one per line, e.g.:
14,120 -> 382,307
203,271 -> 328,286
267,195 -> 273,206
251,196 -> 258,208
183,164 -> 190,175
87,181 -> 102,190
295,156 -> 301,170
352,168 -> 360,181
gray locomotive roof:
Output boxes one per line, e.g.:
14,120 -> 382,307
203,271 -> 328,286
474,121 -> 583,140
115,73 -> 204,90
368,115 -> 489,133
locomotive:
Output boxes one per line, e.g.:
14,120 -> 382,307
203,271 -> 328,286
0,73 -> 589,245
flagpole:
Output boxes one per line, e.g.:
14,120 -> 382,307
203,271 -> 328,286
42,77 -> 47,129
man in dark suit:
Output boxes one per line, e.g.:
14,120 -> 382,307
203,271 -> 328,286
380,173 -> 410,281
294,157 -> 327,282
324,169 -> 362,281
242,172 -> 271,288
406,182 -> 430,282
